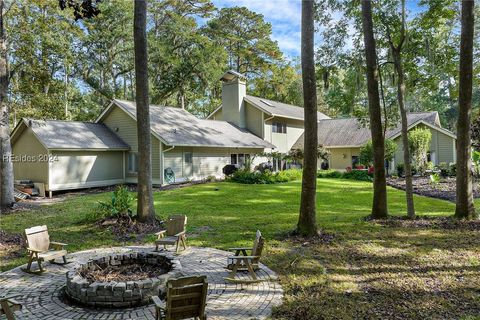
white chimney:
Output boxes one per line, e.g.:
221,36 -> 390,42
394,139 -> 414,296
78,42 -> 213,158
221,70 -> 247,128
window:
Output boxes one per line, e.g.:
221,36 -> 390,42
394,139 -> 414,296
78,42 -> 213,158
184,152 -> 193,164
272,122 -> 287,134
231,154 -> 251,167
238,154 -> 245,166
352,156 -> 359,167
128,152 -> 138,173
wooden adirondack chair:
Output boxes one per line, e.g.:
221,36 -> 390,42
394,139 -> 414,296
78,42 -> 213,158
155,215 -> 187,254
23,225 -> 68,273
152,276 -> 208,320
0,294 -> 22,320
225,230 -> 264,283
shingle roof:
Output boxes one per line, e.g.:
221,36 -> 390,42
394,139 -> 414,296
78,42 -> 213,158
112,99 -> 274,149
24,119 -> 130,150
292,112 -> 445,149
244,95 -> 331,121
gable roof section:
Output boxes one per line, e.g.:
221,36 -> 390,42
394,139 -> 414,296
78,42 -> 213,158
293,112 -> 453,149
103,99 -> 275,149
11,118 -> 130,150
244,95 -> 331,121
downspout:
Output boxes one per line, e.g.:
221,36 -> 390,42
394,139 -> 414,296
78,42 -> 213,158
162,145 -> 175,185
264,114 -> 275,146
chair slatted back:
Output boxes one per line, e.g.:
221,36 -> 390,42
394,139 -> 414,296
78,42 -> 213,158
165,276 -> 207,320
251,230 -> 264,263
166,215 -> 187,236
24,225 -> 50,252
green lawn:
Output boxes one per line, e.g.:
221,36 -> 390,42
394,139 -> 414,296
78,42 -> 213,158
1,179 -> 480,319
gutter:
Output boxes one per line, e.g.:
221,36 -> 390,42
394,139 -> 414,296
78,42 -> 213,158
264,114 -> 275,145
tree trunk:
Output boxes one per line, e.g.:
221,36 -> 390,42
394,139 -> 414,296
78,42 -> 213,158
392,50 -> 415,218
297,0 -> 318,237
134,0 -> 155,223
0,0 -> 14,211
361,0 -> 388,219
455,0 -> 477,219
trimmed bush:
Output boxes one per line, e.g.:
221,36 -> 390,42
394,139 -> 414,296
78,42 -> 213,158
317,169 -> 342,178
342,170 -> 373,182
229,169 -> 302,184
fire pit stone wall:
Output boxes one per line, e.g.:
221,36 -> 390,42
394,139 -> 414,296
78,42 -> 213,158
66,252 -> 182,308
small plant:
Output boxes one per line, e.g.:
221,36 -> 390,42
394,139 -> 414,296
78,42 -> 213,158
396,163 -> 405,177
97,185 -> 135,220
205,175 -> 216,182
426,161 -> 435,171
438,162 -> 449,177
448,163 -> 456,177
429,173 -> 441,188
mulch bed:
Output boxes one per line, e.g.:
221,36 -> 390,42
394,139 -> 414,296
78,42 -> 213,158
0,230 -> 24,259
79,263 -> 169,282
370,216 -> 480,231
387,176 -> 479,202
98,215 -> 164,241
281,230 -> 336,246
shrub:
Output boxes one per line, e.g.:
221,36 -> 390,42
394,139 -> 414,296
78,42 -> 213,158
342,170 -> 373,182
448,163 -> 456,177
359,139 -> 397,166
396,163 -> 405,177
438,162 -> 449,177
408,128 -> 432,174
317,169 -> 342,178
229,169 -> 302,184
96,185 -> 135,220
472,150 -> 480,176
426,161 -> 435,171
205,175 -> 217,182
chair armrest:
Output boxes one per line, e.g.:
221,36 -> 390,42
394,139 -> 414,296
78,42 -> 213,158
229,247 -> 251,251
26,247 -> 43,253
0,294 -> 22,301
155,230 -> 167,238
151,296 -> 165,309
50,241 -> 68,248
228,255 -> 259,260
174,230 -> 186,237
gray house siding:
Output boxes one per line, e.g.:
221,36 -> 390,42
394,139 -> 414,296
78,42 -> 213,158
102,105 -> 161,182
11,127 -> 49,184
48,151 -> 124,191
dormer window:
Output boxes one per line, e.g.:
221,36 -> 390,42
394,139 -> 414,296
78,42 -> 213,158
272,122 -> 287,134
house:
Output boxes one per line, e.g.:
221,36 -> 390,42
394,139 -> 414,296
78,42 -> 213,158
292,112 -> 457,171
208,71 -> 330,170
10,70 -> 457,195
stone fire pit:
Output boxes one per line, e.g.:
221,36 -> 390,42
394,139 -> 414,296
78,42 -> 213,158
66,252 -> 182,308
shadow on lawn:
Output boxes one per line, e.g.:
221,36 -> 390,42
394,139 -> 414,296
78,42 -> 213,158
270,225 -> 480,320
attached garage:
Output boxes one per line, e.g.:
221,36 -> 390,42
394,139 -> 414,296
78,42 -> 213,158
11,119 -> 129,195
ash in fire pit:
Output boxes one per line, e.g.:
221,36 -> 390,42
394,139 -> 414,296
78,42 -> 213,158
66,252 -> 182,308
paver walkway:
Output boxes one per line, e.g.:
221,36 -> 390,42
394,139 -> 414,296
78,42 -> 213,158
0,246 -> 283,320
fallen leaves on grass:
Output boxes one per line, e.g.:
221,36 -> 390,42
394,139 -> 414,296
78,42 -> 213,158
370,216 -> 480,231
0,230 -> 24,260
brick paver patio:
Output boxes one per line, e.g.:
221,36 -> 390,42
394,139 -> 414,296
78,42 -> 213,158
0,246 -> 283,319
